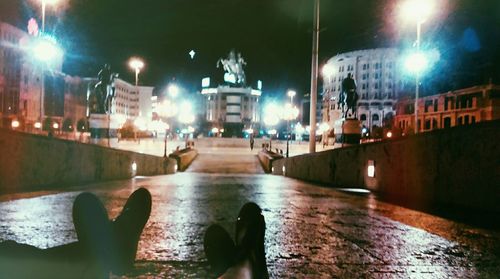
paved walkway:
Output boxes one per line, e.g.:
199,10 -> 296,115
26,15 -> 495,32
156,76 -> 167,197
186,153 -> 264,174
1,173 -> 499,278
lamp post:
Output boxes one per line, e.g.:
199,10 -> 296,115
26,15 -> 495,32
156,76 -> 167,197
129,57 -> 144,86
41,0 -> 59,33
400,0 -> 434,134
287,90 -> 296,104
309,0 -> 320,153
284,103 -> 299,157
33,38 -> 62,132
178,101 -> 194,148
158,96 -> 179,157
163,123 -> 170,157
263,103 -> 280,152
38,0 -> 59,133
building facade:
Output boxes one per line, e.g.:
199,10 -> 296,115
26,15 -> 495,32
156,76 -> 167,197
201,85 -> 261,136
0,21 -> 63,130
394,84 -> 500,134
110,78 -> 153,126
321,48 -> 403,131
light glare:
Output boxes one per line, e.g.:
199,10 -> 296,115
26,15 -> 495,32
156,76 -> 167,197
33,39 -> 62,62
405,52 -> 428,74
400,0 -> 434,23
129,58 -> 144,71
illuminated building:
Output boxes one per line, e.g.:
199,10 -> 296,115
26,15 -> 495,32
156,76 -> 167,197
394,83 -> 500,134
0,21 -> 63,130
321,48 -> 404,131
201,86 -> 261,137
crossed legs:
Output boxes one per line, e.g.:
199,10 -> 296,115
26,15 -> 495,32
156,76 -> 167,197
0,188 -> 152,278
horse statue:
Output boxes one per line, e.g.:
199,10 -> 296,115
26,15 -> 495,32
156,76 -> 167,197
216,50 -> 247,85
338,73 -> 359,118
88,64 -> 118,114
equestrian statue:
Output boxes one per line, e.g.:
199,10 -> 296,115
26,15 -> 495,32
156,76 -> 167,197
217,50 -> 247,85
88,64 -> 118,114
338,73 -> 359,118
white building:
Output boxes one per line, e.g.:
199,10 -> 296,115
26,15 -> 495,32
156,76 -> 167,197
138,86 -> 153,119
201,85 -> 261,136
321,48 -> 404,130
111,78 -> 153,125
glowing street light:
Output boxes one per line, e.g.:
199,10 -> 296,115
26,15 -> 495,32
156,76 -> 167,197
129,57 -> 144,86
405,52 -> 428,74
167,84 -> 179,98
32,36 -> 63,130
11,120 -> 20,129
399,0 -> 435,134
33,38 -> 62,62
399,0 -> 434,24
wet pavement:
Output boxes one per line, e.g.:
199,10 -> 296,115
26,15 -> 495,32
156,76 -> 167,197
1,172 -> 500,278
186,153 -> 265,174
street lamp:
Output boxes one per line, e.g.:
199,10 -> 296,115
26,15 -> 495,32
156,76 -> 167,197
167,84 -> 179,98
129,57 -> 144,86
157,99 -> 178,157
263,103 -> 280,151
178,101 -> 195,148
283,103 -> 299,157
287,90 -> 296,104
33,37 -> 63,132
400,0 -> 434,134
40,0 -> 59,33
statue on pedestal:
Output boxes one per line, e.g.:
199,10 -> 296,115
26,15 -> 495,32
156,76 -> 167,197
88,64 -> 118,114
217,50 -> 247,85
338,73 -> 358,118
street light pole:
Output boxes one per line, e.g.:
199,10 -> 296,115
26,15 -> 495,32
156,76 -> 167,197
163,127 -> 168,157
41,0 -> 46,33
414,21 -> 422,134
309,0 -> 320,153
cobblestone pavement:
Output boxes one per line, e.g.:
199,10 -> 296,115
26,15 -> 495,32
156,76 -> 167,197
1,173 -> 500,278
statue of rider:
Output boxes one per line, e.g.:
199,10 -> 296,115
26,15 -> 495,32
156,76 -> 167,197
340,73 -> 358,118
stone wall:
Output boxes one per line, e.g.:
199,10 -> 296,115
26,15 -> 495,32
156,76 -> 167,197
169,148 -> 198,171
272,120 -> 500,213
0,129 -> 176,194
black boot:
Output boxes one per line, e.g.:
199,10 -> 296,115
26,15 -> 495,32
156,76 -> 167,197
111,187 -> 152,275
204,224 -> 237,277
72,192 -> 115,277
235,202 -> 269,279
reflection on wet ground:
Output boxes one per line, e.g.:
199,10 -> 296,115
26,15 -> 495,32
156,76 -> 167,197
1,173 -> 499,277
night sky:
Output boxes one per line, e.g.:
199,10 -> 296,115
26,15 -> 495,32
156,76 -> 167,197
1,0 -> 499,100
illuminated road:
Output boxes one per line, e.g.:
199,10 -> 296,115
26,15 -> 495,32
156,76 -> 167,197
1,173 -> 500,278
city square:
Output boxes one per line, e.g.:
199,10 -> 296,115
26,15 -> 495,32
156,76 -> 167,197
1,0 -> 499,278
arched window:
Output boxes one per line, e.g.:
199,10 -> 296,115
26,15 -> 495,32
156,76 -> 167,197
372,114 -> 380,121
360,114 -> 367,121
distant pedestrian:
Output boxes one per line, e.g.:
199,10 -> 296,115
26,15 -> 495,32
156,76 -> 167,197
249,134 -> 255,150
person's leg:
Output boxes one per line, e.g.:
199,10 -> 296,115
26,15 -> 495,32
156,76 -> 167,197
71,191 -> 116,277
111,187 -> 152,275
204,224 -> 237,277
235,202 -> 268,279
204,202 -> 269,279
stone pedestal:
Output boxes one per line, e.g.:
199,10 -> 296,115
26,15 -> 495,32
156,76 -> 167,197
89,114 -> 120,146
334,118 -> 361,148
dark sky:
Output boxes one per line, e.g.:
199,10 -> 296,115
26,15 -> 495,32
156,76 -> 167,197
1,0 -> 499,99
